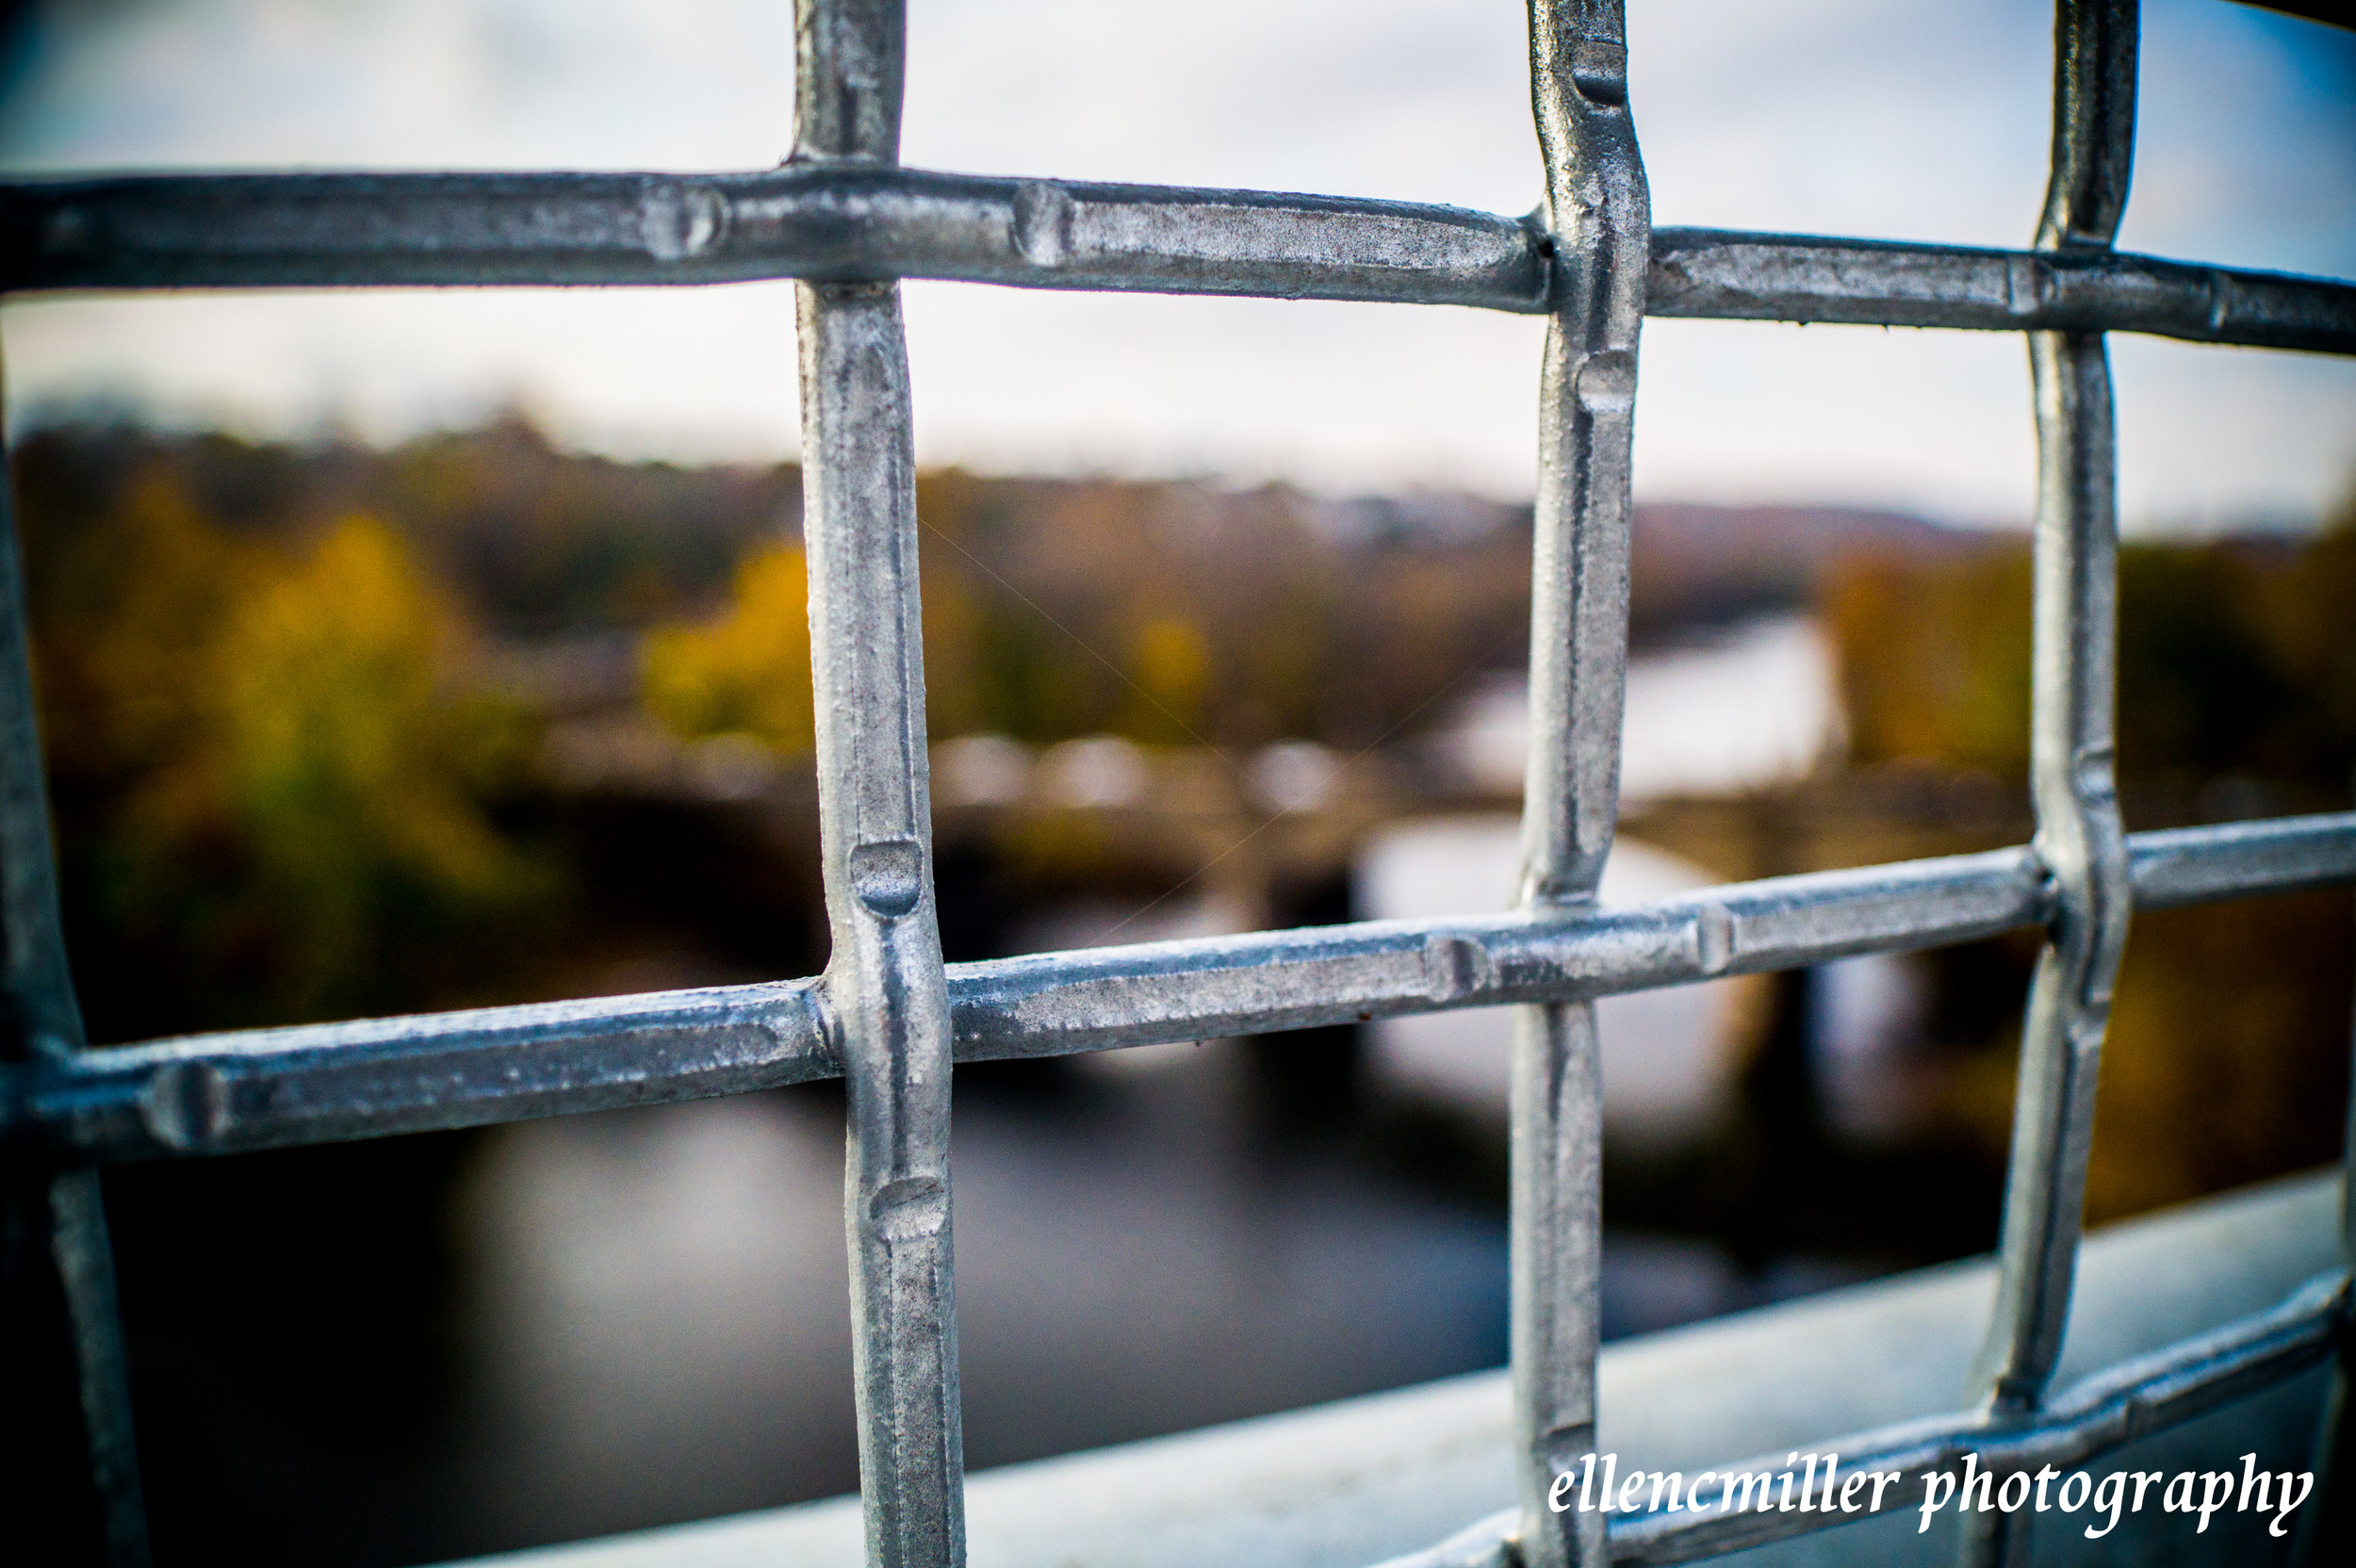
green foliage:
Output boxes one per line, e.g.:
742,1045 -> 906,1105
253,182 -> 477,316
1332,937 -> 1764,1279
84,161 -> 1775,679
961,602 -> 1100,744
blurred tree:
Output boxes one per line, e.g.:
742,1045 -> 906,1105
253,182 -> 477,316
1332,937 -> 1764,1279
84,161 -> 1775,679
963,605 -> 1104,744
640,462 -> 1540,756
11,416 -> 798,637
2086,893 -> 2352,1221
1121,617 -> 1211,743
376,412 -> 796,630
641,543 -> 816,752
19,453 -> 549,1035
1819,548 -> 2034,774
2253,493 -> 2356,771
1225,578 -> 1333,745
29,472 -> 262,790
1823,528 -> 2355,784
200,518 -> 547,1020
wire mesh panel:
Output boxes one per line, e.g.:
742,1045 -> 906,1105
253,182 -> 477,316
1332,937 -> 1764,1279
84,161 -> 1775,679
3,2 -> 2355,1566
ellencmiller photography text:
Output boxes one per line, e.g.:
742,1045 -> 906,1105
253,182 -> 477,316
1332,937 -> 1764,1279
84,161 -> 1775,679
1546,1449 -> 2315,1538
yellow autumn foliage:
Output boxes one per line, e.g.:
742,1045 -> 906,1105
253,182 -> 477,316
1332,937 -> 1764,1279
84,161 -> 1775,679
37,496 -> 547,1029
641,543 -> 816,752
1822,520 -> 2356,780
1121,617 -> 1210,743
207,518 -> 537,1002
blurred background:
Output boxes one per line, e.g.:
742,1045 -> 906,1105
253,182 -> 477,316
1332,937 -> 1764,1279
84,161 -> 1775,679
3,1 -> 2354,1564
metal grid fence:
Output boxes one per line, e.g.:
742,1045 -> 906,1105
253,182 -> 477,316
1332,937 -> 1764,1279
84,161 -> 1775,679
4,2 -> 2356,1565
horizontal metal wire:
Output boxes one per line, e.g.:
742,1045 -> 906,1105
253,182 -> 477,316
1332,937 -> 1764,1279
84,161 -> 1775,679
8,811 -> 2350,1166
1373,1267 -> 2350,1568
0,168 -> 1547,305
1647,229 -> 2356,354
4,169 -> 2352,354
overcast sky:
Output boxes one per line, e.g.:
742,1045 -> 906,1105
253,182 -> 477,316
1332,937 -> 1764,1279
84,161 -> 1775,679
2,0 -> 2351,529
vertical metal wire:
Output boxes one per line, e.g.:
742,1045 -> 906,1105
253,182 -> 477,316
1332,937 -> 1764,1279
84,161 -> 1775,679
1965,2 -> 2137,1562
793,4 -> 964,1566
1513,5 -> 1647,1566
793,0 -> 904,168
0,368 -> 150,1566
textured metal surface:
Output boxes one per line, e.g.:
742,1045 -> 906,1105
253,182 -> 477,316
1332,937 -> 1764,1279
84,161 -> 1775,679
1974,0 -> 2138,1432
0,168 -> 1552,306
0,374 -> 148,1565
8,172 -> 2356,356
1972,332 -> 2129,1416
11,813 -> 2356,1167
805,279 -> 967,1568
1965,8 -> 2139,1562
1644,230 -> 2356,352
2,2 -> 2354,1564
794,4 -> 964,1564
1513,4 -> 1647,1565
39,1170 -> 147,1567
19,980 -> 837,1160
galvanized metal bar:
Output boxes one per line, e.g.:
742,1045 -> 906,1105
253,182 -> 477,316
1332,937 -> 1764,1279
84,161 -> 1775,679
1513,5 -> 1648,1565
0,169 -> 1549,307
0,369 -> 149,1563
2035,1 -> 2139,256
17,981 -> 837,1161
37,1169 -> 146,1567
793,0 -> 905,166
2124,811 -> 2356,908
806,276 -> 964,1568
1370,1267 -> 2350,1568
1973,0 -> 2137,1414
794,5 -> 964,1565
1968,350 -> 2133,1391
11,813 -> 2356,1166
3,0 -> 2349,1560
9,172 -> 2356,357
1644,230 -> 2356,354
1967,7 -> 2138,1563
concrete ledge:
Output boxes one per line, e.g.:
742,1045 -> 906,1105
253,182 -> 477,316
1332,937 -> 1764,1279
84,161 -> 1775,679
447,1172 -> 2342,1568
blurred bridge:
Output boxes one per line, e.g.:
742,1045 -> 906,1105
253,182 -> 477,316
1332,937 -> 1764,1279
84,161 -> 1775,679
543,715 -> 2066,933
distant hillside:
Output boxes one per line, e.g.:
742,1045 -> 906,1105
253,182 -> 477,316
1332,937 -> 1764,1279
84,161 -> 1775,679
1630,502 -> 1968,636
10,415 -> 797,634
14,418 -> 1982,650
1307,492 -> 1971,643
